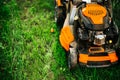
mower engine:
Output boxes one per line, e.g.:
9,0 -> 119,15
94,32 -> 106,46
75,3 -> 119,67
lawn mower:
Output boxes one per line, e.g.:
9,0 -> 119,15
55,0 -> 120,69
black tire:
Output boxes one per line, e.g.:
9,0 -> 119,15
54,1 -> 66,29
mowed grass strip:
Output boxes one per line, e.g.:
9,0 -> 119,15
10,1 -> 55,80
0,0 -> 55,80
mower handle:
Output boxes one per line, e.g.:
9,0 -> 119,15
76,1 -> 86,8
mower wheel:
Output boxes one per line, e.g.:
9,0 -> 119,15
68,48 -> 77,70
55,1 -> 66,29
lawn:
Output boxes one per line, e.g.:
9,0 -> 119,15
0,0 -> 120,80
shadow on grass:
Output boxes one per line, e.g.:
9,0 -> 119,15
0,0 -> 12,79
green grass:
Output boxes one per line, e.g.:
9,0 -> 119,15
0,0 -> 120,80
